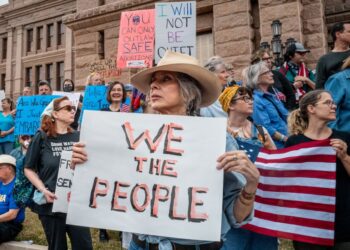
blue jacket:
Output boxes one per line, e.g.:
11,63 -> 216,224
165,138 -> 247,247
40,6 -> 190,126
325,68 -> 350,132
252,90 -> 288,148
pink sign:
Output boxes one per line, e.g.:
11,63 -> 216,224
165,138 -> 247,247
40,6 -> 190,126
117,9 -> 155,69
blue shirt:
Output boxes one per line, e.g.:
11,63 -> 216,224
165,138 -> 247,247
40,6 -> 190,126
200,100 -> 227,118
325,68 -> 350,133
0,112 -> 15,143
0,178 -> 25,223
252,90 -> 288,149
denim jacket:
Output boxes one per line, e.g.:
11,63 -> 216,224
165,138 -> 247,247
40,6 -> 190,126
252,90 -> 288,148
325,68 -> 350,133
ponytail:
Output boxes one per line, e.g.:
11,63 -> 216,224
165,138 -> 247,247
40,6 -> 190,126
288,109 -> 308,135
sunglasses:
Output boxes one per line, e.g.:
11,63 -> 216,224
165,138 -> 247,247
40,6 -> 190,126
296,51 -> 307,55
20,135 -> 31,140
56,105 -> 76,112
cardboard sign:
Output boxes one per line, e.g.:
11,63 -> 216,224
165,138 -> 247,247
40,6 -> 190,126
14,95 -> 58,135
117,9 -> 155,68
53,91 -> 81,110
67,111 -> 225,241
52,151 -> 74,213
155,1 -> 196,63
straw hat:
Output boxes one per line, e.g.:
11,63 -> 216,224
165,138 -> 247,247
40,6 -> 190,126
131,51 -> 222,107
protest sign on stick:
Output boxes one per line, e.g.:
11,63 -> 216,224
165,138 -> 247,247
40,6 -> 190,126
155,1 -> 196,63
14,95 -> 58,135
117,9 -> 155,68
52,151 -> 74,213
67,111 -> 225,241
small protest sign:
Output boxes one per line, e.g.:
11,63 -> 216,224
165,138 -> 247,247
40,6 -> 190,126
52,151 -> 74,213
67,111 -> 225,241
80,85 -> 109,122
14,95 -> 58,135
53,91 -> 81,110
155,1 -> 196,63
117,9 -> 155,68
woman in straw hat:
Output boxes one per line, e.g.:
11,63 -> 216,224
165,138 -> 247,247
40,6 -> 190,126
72,51 -> 259,249
219,86 -> 277,249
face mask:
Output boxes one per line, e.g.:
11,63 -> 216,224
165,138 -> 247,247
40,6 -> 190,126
23,140 -> 30,148
63,85 -> 74,92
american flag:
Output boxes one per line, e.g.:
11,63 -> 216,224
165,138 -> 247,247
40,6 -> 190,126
242,139 -> 336,246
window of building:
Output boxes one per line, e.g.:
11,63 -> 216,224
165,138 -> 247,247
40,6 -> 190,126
98,30 -> 105,59
2,37 -> 7,60
35,65 -> 43,83
37,26 -> 43,50
25,67 -> 33,87
98,0 -> 105,6
57,21 -> 64,46
57,61 -> 64,90
196,32 -> 214,66
27,29 -> 33,52
47,24 -> 54,48
46,63 -> 53,84
0,74 -> 5,91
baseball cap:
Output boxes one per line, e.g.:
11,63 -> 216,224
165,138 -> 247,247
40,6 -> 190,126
295,42 -> 310,53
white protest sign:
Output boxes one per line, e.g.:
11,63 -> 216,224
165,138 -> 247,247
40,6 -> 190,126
67,111 -> 226,241
155,1 -> 196,63
0,90 -> 5,111
53,91 -> 81,109
52,151 -> 74,213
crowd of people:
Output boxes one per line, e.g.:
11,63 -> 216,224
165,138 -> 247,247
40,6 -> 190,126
0,21 -> 349,250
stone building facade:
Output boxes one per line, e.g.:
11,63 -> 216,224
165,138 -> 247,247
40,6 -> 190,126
1,0 -> 349,98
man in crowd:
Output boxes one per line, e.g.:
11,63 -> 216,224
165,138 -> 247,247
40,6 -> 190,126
22,86 -> 32,96
316,22 -> 350,89
0,154 -> 24,243
38,80 -> 52,95
279,42 -> 315,105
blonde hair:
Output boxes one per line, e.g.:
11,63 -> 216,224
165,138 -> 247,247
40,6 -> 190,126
86,72 -> 102,86
288,90 -> 330,135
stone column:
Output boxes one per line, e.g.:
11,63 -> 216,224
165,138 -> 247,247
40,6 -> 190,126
213,0 -> 254,79
53,22 -> 58,50
301,0 -> 328,69
64,27 -> 73,80
43,24 -> 47,52
5,28 -> 13,97
14,26 -> 23,98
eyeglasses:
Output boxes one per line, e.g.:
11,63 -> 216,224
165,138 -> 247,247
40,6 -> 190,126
232,96 -> 254,103
296,52 -> 307,56
56,105 -> 76,112
262,57 -> 273,61
316,100 -> 336,107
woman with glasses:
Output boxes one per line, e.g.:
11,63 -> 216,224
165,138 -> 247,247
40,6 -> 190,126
244,62 -> 289,149
287,90 -> 350,249
24,96 -> 92,250
219,85 -> 277,250
251,48 -> 296,110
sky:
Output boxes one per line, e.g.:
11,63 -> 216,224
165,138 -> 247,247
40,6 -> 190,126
0,0 -> 8,5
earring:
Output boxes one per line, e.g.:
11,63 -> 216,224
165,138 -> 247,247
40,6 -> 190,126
51,118 -> 55,122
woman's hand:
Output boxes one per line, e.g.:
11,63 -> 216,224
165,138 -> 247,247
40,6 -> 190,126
71,142 -> 87,169
330,139 -> 348,160
217,150 -> 260,193
0,131 -> 7,137
293,81 -> 303,89
42,189 -> 57,203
